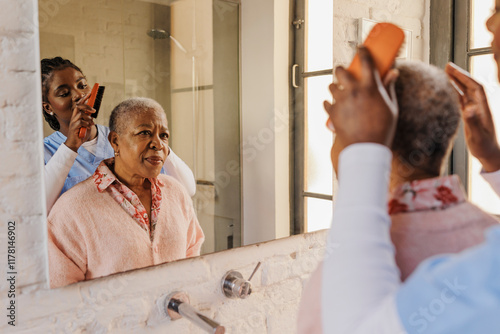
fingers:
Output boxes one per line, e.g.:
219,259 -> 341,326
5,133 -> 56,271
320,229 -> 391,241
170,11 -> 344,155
333,47 -> 378,92
69,104 -> 95,134
445,62 -> 489,113
72,116 -> 94,130
448,78 -> 468,108
383,68 -> 399,87
75,92 -> 92,105
323,100 -> 336,132
327,81 -> 340,100
445,62 -> 483,108
445,62 -> 481,89
73,103 -> 95,116
324,100 -> 333,114
445,62 -> 471,79
66,113 -> 94,140
448,77 -> 465,97
445,64 -> 467,106
79,117 -> 95,128
358,46 -> 377,84
334,66 -> 355,91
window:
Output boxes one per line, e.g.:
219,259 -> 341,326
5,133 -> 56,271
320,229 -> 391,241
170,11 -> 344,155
292,0 -> 334,234
451,0 -> 500,215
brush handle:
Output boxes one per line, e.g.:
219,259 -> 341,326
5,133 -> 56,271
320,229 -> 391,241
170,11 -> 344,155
78,127 -> 88,139
79,83 -> 100,138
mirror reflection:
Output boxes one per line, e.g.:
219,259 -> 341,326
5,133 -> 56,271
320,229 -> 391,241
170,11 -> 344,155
40,0 -> 241,286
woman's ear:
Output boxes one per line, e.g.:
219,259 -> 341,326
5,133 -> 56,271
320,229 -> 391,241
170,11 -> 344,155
42,102 -> 54,115
108,131 -> 120,153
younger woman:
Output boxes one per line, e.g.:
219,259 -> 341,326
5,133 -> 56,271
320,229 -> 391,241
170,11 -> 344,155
42,57 -> 196,212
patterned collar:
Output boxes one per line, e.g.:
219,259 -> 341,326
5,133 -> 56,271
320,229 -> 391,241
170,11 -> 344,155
93,158 -> 164,240
388,175 -> 466,215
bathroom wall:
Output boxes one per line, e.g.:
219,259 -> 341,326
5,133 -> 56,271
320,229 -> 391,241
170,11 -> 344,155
10,230 -> 329,333
332,0 -> 431,66
0,0 -> 429,333
38,0 -> 161,136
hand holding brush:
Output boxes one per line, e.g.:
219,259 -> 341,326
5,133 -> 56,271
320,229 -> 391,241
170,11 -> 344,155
78,83 -> 105,138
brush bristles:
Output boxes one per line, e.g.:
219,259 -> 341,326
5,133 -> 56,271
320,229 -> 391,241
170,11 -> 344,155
92,86 -> 105,118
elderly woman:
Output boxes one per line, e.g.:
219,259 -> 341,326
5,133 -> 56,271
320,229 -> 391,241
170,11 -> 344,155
297,60 -> 499,333
386,61 -> 499,279
48,97 -> 204,288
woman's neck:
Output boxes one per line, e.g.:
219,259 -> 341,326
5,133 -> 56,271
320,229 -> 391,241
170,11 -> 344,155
390,158 -> 440,191
112,160 -> 150,192
111,160 -> 152,219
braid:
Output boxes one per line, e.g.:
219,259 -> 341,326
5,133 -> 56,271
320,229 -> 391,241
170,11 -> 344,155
41,57 -> 83,131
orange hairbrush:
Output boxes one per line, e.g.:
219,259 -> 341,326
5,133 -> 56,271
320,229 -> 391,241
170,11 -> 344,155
347,22 -> 405,80
79,83 -> 105,138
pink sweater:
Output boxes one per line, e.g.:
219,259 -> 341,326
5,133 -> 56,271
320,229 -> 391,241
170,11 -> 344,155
297,175 -> 499,333
48,174 -> 204,288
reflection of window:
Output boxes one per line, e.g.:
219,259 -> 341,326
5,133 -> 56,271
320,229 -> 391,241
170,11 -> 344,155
292,0 -> 334,233
452,0 -> 500,215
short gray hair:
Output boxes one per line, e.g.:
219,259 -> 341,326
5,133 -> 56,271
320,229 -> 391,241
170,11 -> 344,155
109,97 -> 165,134
392,60 -> 461,175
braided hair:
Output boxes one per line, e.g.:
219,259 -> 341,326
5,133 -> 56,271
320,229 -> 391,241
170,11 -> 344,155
41,57 -> 84,131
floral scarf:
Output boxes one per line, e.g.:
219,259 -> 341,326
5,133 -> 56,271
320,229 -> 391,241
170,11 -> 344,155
388,175 -> 466,215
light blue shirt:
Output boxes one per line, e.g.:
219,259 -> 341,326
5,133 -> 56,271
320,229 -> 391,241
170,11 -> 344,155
322,143 -> 500,333
44,125 -> 115,194
397,225 -> 500,333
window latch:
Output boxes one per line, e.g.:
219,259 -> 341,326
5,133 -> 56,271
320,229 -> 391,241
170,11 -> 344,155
292,19 -> 305,29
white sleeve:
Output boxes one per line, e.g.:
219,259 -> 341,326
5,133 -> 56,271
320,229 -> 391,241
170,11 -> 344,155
481,169 -> 500,198
44,144 -> 78,213
322,143 -> 406,334
163,148 -> 196,197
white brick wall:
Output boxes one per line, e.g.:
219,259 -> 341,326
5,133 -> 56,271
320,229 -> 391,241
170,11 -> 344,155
0,0 -> 48,299
333,0 -> 430,67
0,0 -> 429,333
4,230 -> 328,333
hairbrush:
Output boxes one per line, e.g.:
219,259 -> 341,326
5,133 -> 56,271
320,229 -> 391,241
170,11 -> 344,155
79,83 -> 105,138
347,22 -> 405,80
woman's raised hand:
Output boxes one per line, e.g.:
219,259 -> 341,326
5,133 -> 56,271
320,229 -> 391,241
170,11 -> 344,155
64,92 -> 95,152
324,46 -> 399,152
446,62 -> 500,172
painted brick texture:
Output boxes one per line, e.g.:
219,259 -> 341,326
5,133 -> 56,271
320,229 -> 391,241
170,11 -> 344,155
333,0 -> 428,67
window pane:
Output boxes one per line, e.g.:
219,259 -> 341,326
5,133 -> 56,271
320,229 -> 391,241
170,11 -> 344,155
469,54 -> 500,214
306,197 -> 332,232
306,0 -> 333,72
470,0 -> 494,49
305,75 -> 333,195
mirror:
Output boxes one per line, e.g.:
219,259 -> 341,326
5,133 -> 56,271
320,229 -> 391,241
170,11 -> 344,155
39,0 -> 294,288
39,0 -> 242,263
